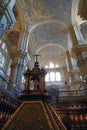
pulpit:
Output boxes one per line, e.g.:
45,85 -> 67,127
19,54 -> 51,101
24,61 -> 46,92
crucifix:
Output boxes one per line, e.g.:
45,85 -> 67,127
33,54 -> 41,62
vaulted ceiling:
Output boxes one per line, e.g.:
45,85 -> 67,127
4,0 -> 86,68
21,0 -> 73,67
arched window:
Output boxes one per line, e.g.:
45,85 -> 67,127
49,62 -> 54,68
45,62 -> 61,82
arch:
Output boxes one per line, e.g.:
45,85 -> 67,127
36,43 -> 66,54
78,20 -> 87,26
29,20 -> 67,34
71,0 -> 80,25
36,43 -> 66,67
71,0 -> 85,44
16,0 -> 26,30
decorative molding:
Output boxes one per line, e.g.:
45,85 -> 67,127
4,30 -> 20,52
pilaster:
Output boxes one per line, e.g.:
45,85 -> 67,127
9,50 -> 30,91
66,51 -> 72,71
18,28 -> 30,52
0,0 -> 16,37
69,25 -> 87,77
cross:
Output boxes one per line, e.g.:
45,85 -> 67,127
33,54 -> 41,62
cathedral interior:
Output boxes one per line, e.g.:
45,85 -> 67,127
0,0 -> 87,130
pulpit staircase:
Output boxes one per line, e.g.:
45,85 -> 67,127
2,100 -> 66,130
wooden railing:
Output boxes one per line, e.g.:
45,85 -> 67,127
51,101 -> 87,130
0,67 -> 21,129
45,103 -> 67,130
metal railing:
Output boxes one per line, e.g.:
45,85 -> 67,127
59,89 -> 87,97
0,67 -> 22,97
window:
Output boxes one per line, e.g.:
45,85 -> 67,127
45,72 -> 61,82
0,52 -> 5,67
55,64 -> 59,68
45,65 -> 48,69
49,62 -> 54,68
50,72 -> 55,81
0,41 -> 8,69
45,62 -> 61,82
56,72 -> 61,81
45,73 -> 49,82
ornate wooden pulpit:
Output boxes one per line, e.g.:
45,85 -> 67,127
20,54 -> 51,101
24,61 -> 46,92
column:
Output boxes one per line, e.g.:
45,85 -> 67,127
7,27 -> 30,93
73,47 -> 86,77
18,28 -> 30,52
66,51 -> 72,71
0,0 -> 16,37
73,24 -> 84,44
8,50 -> 21,91
69,25 -> 86,77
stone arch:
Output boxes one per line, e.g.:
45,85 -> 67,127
35,43 -> 67,67
29,20 -> 67,34
71,0 -> 85,44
